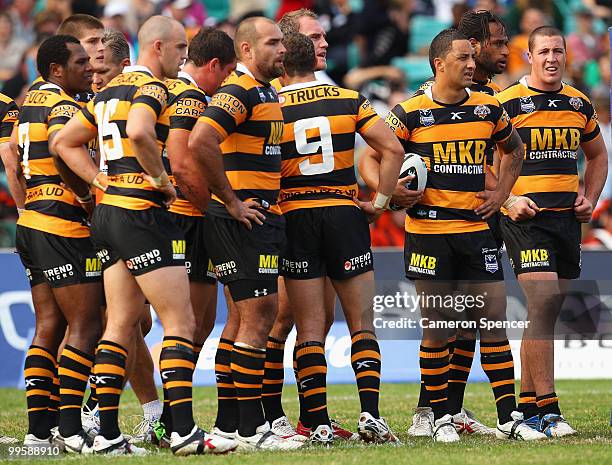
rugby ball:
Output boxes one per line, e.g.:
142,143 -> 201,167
389,153 -> 428,211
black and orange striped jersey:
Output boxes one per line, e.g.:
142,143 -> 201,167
386,86 -> 513,234
0,92 -> 18,144
277,80 -> 379,213
77,65 -> 169,210
161,71 -> 208,217
16,82 -> 89,238
417,77 -> 502,166
198,63 -> 284,223
497,77 -> 600,212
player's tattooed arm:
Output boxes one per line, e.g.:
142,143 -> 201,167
498,129 -> 523,183
475,128 -> 524,219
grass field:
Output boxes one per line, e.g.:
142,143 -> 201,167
0,380 -> 610,464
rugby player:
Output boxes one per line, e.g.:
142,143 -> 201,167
360,28 -> 545,442
403,9 -> 535,437
154,27 -> 236,445
53,16 -> 237,455
57,16 -> 164,442
187,17 -> 302,451
89,29 -> 165,446
258,8 -> 356,442
278,31 -> 403,444
497,26 -> 607,437
13,35 -> 103,452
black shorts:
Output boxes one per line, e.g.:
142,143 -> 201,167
15,225 -> 101,288
169,213 -> 216,284
281,206 -> 373,280
91,204 -> 186,276
500,212 -> 581,279
487,211 -> 504,252
203,214 -> 284,299
404,229 -> 503,281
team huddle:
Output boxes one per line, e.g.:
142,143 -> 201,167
0,6 -> 606,456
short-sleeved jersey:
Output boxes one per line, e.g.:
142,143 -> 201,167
386,86 -> 513,234
417,77 -> 502,166
0,93 -> 18,144
161,71 -> 208,217
16,82 -> 89,238
497,77 -> 600,212
198,63 -> 284,224
78,65 -> 169,211
277,81 -> 379,213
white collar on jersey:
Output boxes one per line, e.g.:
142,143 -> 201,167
178,70 -> 197,86
279,80 -> 323,93
39,82 -> 63,92
424,85 -> 471,102
519,75 -> 565,91
122,65 -> 154,76
236,62 -> 255,79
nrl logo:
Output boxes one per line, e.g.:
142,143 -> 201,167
519,96 -> 535,113
569,96 -> 583,110
474,104 -> 491,119
419,109 -> 435,127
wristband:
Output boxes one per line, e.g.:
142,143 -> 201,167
502,194 -> 519,210
373,192 -> 391,210
76,193 -> 93,203
149,171 -> 170,189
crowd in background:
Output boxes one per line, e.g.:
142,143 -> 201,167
0,0 -> 610,248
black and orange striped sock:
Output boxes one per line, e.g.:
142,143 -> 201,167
84,375 -> 98,411
262,337 -> 286,423
518,391 -> 537,418
262,337 -> 286,422
24,345 -> 54,438
417,381 -> 429,408
351,331 -> 381,418
49,364 -> 60,428
214,338 -> 238,433
447,334 -> 456,357
480,340 -> 516,423
160,385 -> 173,434
447,337 -> 476,414
58,345 -> 94,437
536,392 -> 561,416
160,336 -> 196,437
293,345 -> 309,427
232,343 -> 266,437
94,340 -> 127,440
296,341 -> 329,428
193,343 -> 204,365
419,344 -> 449,420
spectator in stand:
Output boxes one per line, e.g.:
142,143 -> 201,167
6,0 -> 36,44
45,0 -> 72,20
314,0 -> 358,83
506,7 -> 547,81
163,0 -> 206,39
355,0 -> 410,68
567,7 -> 605,89
583,202 -> 612,249
504,0 -> 563,36
229,0 -> 265,22
451,2 -> 469,29
0,12 -> 27,84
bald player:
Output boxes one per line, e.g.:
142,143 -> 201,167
53,16 -> 236,455
188,17 -> 302,451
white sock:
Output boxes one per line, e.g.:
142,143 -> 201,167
142,399 -> 162,421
